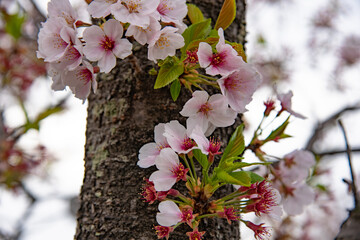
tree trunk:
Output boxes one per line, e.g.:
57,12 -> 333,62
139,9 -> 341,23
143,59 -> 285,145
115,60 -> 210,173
75,0 -> 246,239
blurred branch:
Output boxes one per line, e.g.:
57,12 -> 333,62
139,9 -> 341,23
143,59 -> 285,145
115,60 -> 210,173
305,103 -> 360,152
338,119 -> 359,207
316,147 -> 360,157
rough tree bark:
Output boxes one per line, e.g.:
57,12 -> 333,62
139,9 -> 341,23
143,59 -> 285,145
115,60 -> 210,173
75,0 -> 246,239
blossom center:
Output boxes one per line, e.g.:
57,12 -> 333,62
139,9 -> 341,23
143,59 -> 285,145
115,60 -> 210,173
100,36 -> 115,51
53,34 -> 68,49
210,52 -> 226,67
123,0 -> 141,13
223,76 -> 241,91
199,102 -> 212,116
171,163 -> 188,181
182,137 -> 195,151
156,36 -> 170,50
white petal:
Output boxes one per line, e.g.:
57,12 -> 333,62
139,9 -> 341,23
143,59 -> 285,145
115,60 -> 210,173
149,170 -> 176,191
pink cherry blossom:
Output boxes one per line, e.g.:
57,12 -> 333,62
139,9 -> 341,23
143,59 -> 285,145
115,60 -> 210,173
277,90 -> 306,119
156,200 -> 182,226
125,17 -> 161,45
47,0 -> 79,27
163,120 -> 196,154
180,90 -> 237,135
186,229 -> 206,240
112,0 -> 160,28
279,149 -> 315,182
189,126 -> 221,156
62,61 -> 97,101
37,18 -> 76,63
88,0 -> 119,19
156,0 -> 188,23
147,27 -> 185,62
149,148 -> 188,191
281,182 -> 315,215
217,65 -> 261,113
47,63 -> 66,91
83,19 -> 132,73
137,123 -> 170,168
197,28 -> 244,76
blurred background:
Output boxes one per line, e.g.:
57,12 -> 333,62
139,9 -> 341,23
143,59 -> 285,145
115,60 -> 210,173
0,0 -> 359,239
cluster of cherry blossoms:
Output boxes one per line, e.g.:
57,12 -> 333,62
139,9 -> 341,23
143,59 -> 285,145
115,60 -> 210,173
37,0 -> 187,101
36,0 -> 319,239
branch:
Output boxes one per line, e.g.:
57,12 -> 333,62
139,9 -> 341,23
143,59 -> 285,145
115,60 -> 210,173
338,119 -> 359,207
305,103 -> 360,152
316,147 -> 360,157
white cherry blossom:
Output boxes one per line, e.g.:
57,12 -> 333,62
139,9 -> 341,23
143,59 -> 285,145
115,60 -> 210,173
125,17 -> 161,45
112,0 -> 160,28
156,200 -> 182,226
88,0 -> 119,19
47,0 -> 79,27
155,0 -> 187,23
147,27 -> 184,62
137,123 -> 170,168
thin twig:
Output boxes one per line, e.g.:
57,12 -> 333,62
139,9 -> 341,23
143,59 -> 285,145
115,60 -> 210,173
316,147 -> 360,157
305,103 -> 360,151
338,119 -> 359,207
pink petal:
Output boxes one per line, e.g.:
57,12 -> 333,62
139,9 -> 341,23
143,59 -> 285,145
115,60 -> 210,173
137,142 -> 160,168
197,42 -> 212,68
149,170 -> 176,191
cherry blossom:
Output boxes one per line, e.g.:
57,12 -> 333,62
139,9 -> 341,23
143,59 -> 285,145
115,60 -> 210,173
137,123 -> 170,168
189,126 -> 221,156
217,65 -> 261,113
197,28 -> 244,76
125,17 -> 161,45
180,90 -> 237,135
83,19 -> 132,73
149,148 -> 188,191
156,200 -> 182,226
148,27 -> 185,62
112,0 -> 160,28
154,225 -> 173,239
156,0 -> 188,23
279,149 -> 315,182
62,61 -> 97,101
243,221 -> 271,240
218,207 -> 239,224
186,229 -> 206,240
277,90 -> 306,119
37,18 -> 76,63
281,182 -> 315,215
163,120 -> 196,154
47,0 -> 79,27
47,63 -> 66,91
88,0 -> 119,19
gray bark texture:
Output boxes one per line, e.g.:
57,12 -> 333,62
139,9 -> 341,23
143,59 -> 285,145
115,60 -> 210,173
75,0 -> 246,239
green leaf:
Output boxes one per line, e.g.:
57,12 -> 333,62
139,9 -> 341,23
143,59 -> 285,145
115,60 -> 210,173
217,170 -> 251,186
187,4 -> 205,24
214,0 -> 236,30
181,18 -> 211,56
192,149 -> 208,169
223,161 -> 270,173
246,171 -> 265,184
170,79 -> 181,102
220,124 -> 245,163
263,116 -> 290,143
154,57 -> 184,89
4,12 -> 25,40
